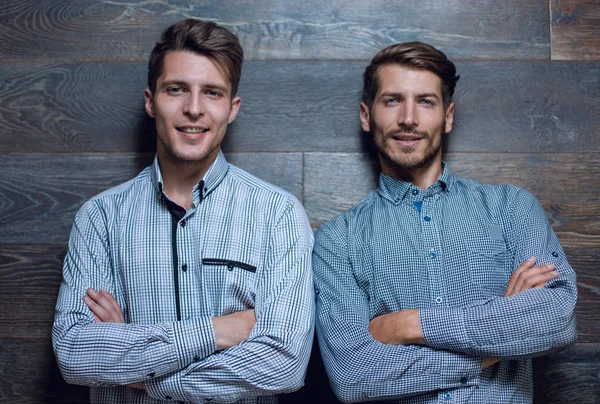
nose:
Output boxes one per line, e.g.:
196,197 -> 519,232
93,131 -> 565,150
398,99 -> 418,127
183,92 -> 204,118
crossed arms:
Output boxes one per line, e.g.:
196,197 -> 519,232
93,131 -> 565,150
52,199 -> 315,403
313,189 -> 577,403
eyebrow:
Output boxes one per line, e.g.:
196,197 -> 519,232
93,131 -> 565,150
379,91 -> 441,100
159,80 -> 230,94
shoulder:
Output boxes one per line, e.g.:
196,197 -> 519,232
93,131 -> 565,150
315,190 -> 378,243
451,173 -> 536,206
225,163 -> 309,223
76,166 -> 153,220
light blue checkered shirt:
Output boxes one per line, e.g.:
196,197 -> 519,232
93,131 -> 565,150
53,151 -> 315,403
313,163 -> 577,403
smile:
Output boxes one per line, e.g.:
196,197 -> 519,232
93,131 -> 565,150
177,127 -> 209,134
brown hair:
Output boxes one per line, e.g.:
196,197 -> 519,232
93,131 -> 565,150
362,42 -> 459,109
147,19 -> 243,97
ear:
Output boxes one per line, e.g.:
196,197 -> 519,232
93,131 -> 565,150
144,88 -> 155,118
359,102 -> 371,132
444,102 -> 454,134
228,96 -> 242,123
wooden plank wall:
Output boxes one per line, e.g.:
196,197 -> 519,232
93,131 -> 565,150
0,1 -> 598,402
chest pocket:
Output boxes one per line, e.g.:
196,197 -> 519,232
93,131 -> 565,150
466,235 -> 510,296
202,258 -> 257,315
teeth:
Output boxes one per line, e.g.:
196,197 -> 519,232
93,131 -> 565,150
180,128 -> 206,133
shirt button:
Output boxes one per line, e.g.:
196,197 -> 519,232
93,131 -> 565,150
180,220 -> 186,227
460,376 -> 468,384
182,264 -> 188,272
412,189 -> 419,195
227,264 -> 234,271
552,252 -> 559,257
435,297 -> 443,304
444,392 -> 452,400
424,216 -> 431,222
429,250 -> 437,258
147,372 -> 156,378
165,396 -> 172,400
193,355 -> 200,361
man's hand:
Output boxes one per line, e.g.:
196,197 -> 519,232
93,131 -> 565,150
83,289 -> 143,389
484,257 -> 558,368
83,288 -> 124,323
369,308 -> 424,345
504,256 -> 558,297
212,309 -> 256,350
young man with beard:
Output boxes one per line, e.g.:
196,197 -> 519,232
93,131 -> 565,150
313,42 -> 577,403
52,19 -> 314,403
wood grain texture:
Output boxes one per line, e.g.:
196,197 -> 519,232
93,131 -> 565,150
551,0 -> 600,60
0,0 -> 550,62
533,343 -> 600,403
1,61 -> 598,153
0,339 -> 89,404
0,152 -> 303,244
304,152 -> 600,245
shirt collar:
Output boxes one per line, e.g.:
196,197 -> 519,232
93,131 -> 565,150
377,161 -> 454,204
150,150 -> 229,202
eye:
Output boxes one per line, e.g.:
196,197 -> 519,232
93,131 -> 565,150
205,89 -> 223,98
384,98 -> 399,105
420,99 -> 435,106
167,86 -> 184,94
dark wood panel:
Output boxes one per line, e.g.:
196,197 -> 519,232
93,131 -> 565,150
0,339 -> 89,404
0,152 -> 302,244
0,0 -> 549,61
304,152 -> 600,247
0,338 -> 597,404
1,61 -> 598,154
1,243 -> 597,342
551,0 -> 600,60
533,343 -> 600,403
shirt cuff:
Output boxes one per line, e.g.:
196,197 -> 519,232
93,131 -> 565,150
420,305 -> 472,352
145,317 -> 216,401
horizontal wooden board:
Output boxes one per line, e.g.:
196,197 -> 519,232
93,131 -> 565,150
1,61 -> 598,153
304,152 -> 600,247
1,244 -> 598,342
533,343 -> 600,403
0,338 -> 89,404
0,0 -> 550,62
0,152 -> 303,244
0,337 -> 596,403
551,0 -> 600,60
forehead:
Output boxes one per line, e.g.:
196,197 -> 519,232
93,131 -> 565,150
376,64 -> 443,96
158,50 -> 231,89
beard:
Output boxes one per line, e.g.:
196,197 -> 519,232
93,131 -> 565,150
374,121 -> 444,173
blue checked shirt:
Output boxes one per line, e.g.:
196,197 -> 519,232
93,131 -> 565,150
53,151 -> 315,403
313,163 -> 577,403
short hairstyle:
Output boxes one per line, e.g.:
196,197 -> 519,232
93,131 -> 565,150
147,19 -> 244,97
362,42 -> 460,110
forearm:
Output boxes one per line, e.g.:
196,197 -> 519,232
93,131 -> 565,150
52,313 -> 216,386
420,282 -> 577,358
147,239 -> 315,402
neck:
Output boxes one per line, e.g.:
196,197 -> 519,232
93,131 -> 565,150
158,152 -> 216,210
382,156 -> 443,191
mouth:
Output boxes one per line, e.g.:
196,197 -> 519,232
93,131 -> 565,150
391,133 -> 424,146
176,126 -> 210,134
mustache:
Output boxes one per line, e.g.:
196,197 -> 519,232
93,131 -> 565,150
387,125 -> 429,138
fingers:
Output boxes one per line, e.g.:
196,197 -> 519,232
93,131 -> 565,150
504,257 -> 536,297
505,258 -> 559,297
83,288 -> 125,323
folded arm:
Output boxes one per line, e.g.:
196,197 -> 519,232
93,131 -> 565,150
143,200 -> 315,403
419,188 -> 577,359
313,218 -> 482,403
52,201 -> 218,387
